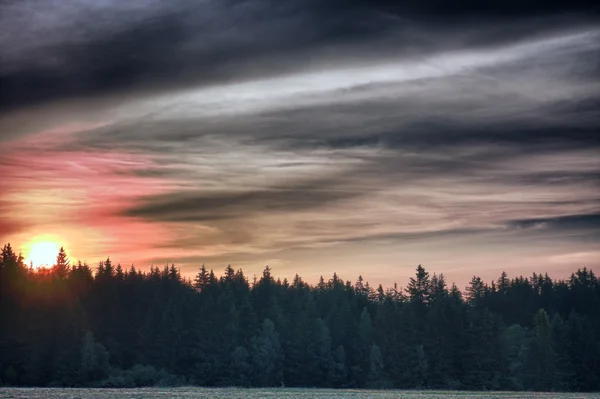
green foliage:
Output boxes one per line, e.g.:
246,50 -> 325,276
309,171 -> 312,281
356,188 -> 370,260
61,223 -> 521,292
3,366 -> 18,386
80,331 -> 110,383
329,345 -> 347,387
306,318 -> 334,386
502,324 -> 528,390
413,344 -> 429,388
367,344 -> 391,388
1,241 -> 599,391
406,265 -> 430,306
251,319 -> 282,387
524,309 -> 556,390
230,346 -> 251,387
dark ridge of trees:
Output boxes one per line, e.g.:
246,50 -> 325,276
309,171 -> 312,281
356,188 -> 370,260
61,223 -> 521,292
1,243 -> 599,391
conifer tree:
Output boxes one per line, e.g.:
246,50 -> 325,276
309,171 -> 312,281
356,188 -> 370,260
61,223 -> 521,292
407,265 -> 430,305
524,309 -> 556,390
53,247 -> 70,280
251,319 -> 282,387
1,239 -> 599,391
80,332 -> 109,383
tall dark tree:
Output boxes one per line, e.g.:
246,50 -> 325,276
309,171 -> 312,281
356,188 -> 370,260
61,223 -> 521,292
406,265 -> 430,306
367,344 -> 389,388
52,247 -> 70,280
251,319 -> 282,387
80,332 -> 109,383
524,309 -> 556,390
0,244 -> 598,392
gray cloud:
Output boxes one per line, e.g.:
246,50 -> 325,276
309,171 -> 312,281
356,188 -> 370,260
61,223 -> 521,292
124,174 -> 363,223
90,28 -> 600,257
1,0 -> 598,111
1,0 -> 599,284
509,213 -> 600,231
51,24 -> 596,153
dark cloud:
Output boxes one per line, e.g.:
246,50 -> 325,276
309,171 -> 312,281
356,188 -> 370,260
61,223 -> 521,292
298,211 -> 600,247
1,0 -> 598,112
0,0 -> 395,110
509,213 -> 600,230
67,67 -> 600,157
1,0 -> 599,282
346,0 -> 599,17
123,175 -> 362,223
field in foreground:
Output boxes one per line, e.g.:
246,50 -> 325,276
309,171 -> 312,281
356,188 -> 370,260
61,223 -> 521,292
1,388 -> 600,399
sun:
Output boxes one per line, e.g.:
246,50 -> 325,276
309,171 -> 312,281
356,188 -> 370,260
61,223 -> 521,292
25,241 -> 60,267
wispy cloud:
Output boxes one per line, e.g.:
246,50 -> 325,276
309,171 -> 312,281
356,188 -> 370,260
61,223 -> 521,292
1,0 -> 598,286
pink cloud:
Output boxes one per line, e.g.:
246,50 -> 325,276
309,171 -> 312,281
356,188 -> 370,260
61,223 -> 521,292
0,123 -> 185,266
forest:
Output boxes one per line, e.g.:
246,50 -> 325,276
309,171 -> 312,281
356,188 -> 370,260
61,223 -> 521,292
0,243 -> 599,391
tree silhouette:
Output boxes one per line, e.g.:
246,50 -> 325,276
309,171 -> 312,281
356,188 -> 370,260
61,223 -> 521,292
53,247 -> 70,280
0,241 -> 599,391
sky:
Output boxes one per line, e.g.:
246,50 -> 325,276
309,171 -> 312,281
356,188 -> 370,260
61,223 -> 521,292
1,0 -> 599,289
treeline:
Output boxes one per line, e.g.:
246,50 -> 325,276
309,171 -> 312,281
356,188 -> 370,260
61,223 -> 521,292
1,243 -> 599,391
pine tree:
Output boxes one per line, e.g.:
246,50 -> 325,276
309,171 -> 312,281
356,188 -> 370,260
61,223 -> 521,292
550,314 -> 573,391
503,324 -> 528,390
524,309 -> 556,390
1,238 -> 599,391
52,247 -> 70,280
566,311 -> 600,391
80,331 -> 110,383
413,344 -> 429,388
115,264 -> 124,281
367,344 -> 389,388
330,345 -> 347,387
465,276 -> 486,306
230,346 -> 251,386
406,265 -> 430,306
251,319 -> 282,387
306,318 -> 333,386
358,307 -> 372,344
193,264 -> 209,292
497,272 -> 510,294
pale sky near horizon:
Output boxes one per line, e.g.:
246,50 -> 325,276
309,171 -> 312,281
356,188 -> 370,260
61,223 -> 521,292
1,0 -> 599,289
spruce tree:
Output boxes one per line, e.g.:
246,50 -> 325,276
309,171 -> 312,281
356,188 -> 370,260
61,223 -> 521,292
251,319 -> 282,387
53,247 -> 70,280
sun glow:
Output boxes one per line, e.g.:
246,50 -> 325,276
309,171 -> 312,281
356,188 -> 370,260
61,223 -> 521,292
25,240 -> 60,267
